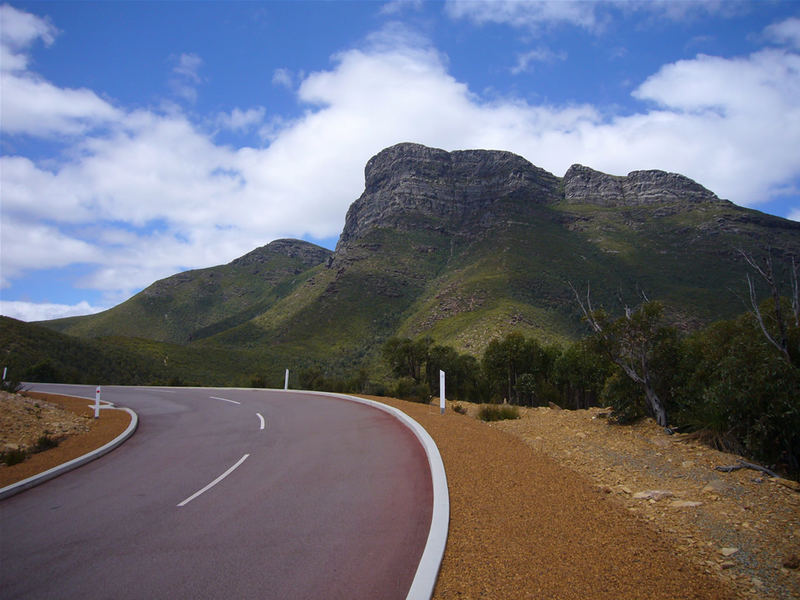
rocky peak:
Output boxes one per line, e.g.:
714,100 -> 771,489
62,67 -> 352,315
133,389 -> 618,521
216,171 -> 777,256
338,143 -> 561,249
563,164 -> 721,206
231,238 -> 331,268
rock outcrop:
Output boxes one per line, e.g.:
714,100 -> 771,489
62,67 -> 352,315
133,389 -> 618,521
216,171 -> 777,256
337,144 -> 729,251
231,239 -> 331,268
563,164 -> 722,206
337,143 -> 561,248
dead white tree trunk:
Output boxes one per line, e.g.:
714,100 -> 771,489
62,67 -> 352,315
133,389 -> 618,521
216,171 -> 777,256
569,282 -> 670,428
739,249 -> 794,365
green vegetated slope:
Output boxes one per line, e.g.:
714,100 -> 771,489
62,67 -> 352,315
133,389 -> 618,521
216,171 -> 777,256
0,316 -> 166,385
43,240 -> 332,344
25,143 -> 800,385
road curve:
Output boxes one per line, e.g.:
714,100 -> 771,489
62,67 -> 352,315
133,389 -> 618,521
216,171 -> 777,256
0,385 -> 434,599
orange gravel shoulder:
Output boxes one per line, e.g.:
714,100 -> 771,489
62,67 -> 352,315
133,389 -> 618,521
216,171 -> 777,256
367,397 -> 740,600
0,391 -> 131,488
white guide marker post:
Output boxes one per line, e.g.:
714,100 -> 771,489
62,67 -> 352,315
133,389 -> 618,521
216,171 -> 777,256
284,368 -> 289,391
94,386 -> 101,419
2,367 -> 6,381
439,370 -> 445,415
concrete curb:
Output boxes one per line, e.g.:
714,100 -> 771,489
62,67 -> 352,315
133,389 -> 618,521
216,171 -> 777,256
0,404 -> 139,501
282,390 -> 449,600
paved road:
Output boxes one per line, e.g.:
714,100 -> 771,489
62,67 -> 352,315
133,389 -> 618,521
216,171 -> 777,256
0,385 -> 433,599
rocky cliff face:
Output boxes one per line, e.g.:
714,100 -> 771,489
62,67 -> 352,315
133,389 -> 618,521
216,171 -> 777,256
337,144 -> 728,253
563,164 -> 723,206
336,143 -> 561,249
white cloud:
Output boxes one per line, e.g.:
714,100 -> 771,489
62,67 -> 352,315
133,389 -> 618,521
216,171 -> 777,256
444,0 -> 739,31
216,107 -> 266,132
511,47 -> 567,74
173,52 -> 203,82
272,67 -> 294,89
789,208 -> 800,222
0,4 -> 57,59
169,52 -> 204,103
0,216 -> 98,279
2,9 -> 800,306
0,72 -> 121,137
445,0 -> 600,31
0,5 -> 120,138
765,17 -> 800,49
380,0 -> 423,16
0,300 -> 106,322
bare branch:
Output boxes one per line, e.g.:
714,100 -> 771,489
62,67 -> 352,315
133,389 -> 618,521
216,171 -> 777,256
568,281 -> 601,333
738,248 -> 772,283
747,273 -> 789,359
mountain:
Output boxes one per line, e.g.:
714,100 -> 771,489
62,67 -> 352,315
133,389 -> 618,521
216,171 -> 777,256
44,239 -> 332,344
30,142 -> 800,382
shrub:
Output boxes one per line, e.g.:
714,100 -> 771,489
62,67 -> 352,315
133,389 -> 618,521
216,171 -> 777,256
0,379 -> 24,393
393,377 -> 430,403
35,435 -> 59,452
600,370 -> 646,424
452,403 -> 467,415
2,448 -> 27,466
249,374 -> 267,388
478,404 -> 520,422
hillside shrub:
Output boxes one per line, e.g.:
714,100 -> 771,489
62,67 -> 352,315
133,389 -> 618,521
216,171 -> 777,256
478,404 -> 520,422
393,377 -> 430,403
35,434 -> 59,452
1,447 -> 27,466
674,313 -> 800,476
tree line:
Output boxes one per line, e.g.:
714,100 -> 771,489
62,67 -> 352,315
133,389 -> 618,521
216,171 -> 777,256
377,251 -> 799,478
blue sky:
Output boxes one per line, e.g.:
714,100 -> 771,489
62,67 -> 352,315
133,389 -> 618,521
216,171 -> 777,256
2,1 -> 799,322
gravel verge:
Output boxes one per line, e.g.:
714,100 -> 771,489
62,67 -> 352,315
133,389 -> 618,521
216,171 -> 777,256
367,396 -> 738,600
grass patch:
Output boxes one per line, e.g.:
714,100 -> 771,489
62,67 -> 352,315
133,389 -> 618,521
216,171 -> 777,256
1,448 -> 27,466
478,404 -> 520,422
35,434 -> 60,452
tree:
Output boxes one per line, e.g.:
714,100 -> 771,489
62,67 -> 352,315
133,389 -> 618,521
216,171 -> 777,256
482,332 -> 529,403
675,313 -> 800,476
481,333 -> 558,405
739,248 -> 799,366
382,336 -> 432,383
570,282 -> 672,428
553,340 -> 611,409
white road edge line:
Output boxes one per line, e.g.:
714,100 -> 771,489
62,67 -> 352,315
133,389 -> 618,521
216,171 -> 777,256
256,412 -> 266,430
210,396 -> 240,405
177,454 -> 250,507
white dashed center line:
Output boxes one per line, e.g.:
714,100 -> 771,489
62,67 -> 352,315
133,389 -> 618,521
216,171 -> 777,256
210,396 -> 240,405
177,454 -> 250,507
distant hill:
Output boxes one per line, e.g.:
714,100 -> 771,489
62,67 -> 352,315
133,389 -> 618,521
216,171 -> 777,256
43,239 -> 332,344
0,316 -> 166,385
26,142 -> 800,383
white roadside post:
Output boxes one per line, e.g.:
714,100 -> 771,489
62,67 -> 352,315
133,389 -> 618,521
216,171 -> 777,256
284,369 -> 289,391
439,370 -> 445,415
2,367 -> 6,381
94,386 -> 101,419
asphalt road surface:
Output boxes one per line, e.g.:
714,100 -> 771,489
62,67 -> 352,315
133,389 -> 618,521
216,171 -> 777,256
1,385 -> 433,599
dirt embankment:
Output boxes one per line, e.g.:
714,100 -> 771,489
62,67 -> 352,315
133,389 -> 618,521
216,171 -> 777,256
0,391 -> 130,487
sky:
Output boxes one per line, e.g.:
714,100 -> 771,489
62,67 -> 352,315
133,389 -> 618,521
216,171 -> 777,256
1,0 -> 799,322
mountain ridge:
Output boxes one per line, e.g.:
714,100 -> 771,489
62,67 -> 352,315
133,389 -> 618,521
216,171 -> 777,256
27,142 -> 800,382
